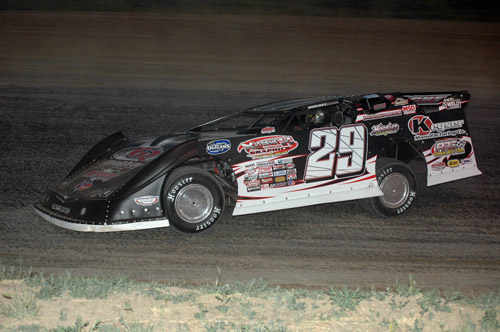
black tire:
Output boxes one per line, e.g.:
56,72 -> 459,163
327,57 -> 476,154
163,166 -> 225,234
359,158 -> 417,217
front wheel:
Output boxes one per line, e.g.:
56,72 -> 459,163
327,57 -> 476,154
359,158 -> 417,217
163,166 -> 225,234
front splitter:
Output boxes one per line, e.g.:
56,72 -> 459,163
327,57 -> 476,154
34,206 -> 169,232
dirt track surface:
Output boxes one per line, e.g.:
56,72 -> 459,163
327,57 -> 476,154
1,12 -> 499,291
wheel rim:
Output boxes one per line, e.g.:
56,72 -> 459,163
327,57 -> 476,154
379,173 -> 410,209
175,184 -> 213,223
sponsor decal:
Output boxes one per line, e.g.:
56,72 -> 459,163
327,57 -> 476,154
357,109 -> 402,122
52,204 -> 70,215
82,161 -> 142,184
244,173 -> 258,180
431,162 -> 446,171
273,170 -> 287,177
261,127 -> 276,134
384,95 -> 394,100
431,139 -> 466,156
460,158 -> 472,165
274,176 -> 286,182
273,164 -> 285,170
369,122 -> 400,136
206,139 -> 231,155
287,173 -> 297,180
238,135 -> 298,159
113,146 -> 163,162
270,182 -> 286,188
373,103 -> 386,111
258,166 -> 273,173
245,179 -> 260,187
261,184 -> 270,190
287,168 -> 297,174
258,172 -> 273,179
84,170 -> 118,182
443,98 -> 461,110
287,180 -> 296,186
261,177 -> 273,184
402,104 -> 417,115
406,95 -> 449,104
247,185 -> 261,192
134,196 -> 159,206
448,159 -> 460,168
256,160 -> 274,167
409,115 -> 433,135
394,98 -> 408,106
308,101 -> 338,110
286,163 -> 295,169
104,160 -> 143,172
245,168 -> 257,175
408,115 -> 465,141
75,179 -> 93,191
275,157 -> 293,165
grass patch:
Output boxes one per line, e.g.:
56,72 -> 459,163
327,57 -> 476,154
327,286 -> 371,316
0,292 -> 39,319
26,273 -> 134,300
0,265 -> 499,331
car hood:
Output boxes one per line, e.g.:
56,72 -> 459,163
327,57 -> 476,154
54,133 -> 196,200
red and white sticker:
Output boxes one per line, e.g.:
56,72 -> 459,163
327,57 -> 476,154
431,162 -> 446,171
261,127 -> 276,134
134,196 -> 159,206
238,135 -> 298,159
443,98 -> 461,110
402,104 -> 417,115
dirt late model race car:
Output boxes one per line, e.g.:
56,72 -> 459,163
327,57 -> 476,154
35,91 -> 481,234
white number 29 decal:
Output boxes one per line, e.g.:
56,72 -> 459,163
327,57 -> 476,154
304,124 -> 367,181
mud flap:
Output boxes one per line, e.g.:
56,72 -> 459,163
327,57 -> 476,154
425,136 -> 482,186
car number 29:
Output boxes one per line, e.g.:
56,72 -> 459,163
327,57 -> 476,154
304,124 -> 367,181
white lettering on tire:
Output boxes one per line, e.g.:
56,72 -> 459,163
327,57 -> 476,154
167,177 -> 193,201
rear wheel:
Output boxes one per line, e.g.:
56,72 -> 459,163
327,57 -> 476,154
163,166 -> 225,233
359,158 -> 417,217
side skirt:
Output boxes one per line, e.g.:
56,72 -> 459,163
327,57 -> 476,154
232,179 -> 383,216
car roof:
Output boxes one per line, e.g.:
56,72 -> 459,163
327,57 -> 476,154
243,96 -> 342,114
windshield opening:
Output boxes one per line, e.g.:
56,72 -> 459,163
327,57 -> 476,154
187,112 -> 286,133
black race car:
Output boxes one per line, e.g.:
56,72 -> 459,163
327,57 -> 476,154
35,91 -> 481,233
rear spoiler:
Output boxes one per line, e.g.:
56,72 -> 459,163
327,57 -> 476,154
402,91 -> 470,113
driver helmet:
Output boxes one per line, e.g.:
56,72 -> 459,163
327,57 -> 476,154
305,109 -> 328,128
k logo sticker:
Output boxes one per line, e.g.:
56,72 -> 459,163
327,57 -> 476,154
408,115 -> 433,136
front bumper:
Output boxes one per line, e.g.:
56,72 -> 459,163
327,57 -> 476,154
34,204 -> 169,232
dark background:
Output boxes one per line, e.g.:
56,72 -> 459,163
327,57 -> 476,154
1,0 -> 499,21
